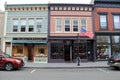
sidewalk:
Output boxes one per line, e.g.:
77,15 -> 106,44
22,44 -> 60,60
24,61 -> 109,69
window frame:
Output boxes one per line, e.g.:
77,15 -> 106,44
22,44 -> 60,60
73,19 -> 78,32
20,19 -> 26,32
13,19 -> 19,32
99,13 -> 108,30
80,18 -> 87,32
28,19 -> 34,32
64,19 -> 70,32
113,15 -> 120,30
36,18 -> 42,32
56,18 -> 62,32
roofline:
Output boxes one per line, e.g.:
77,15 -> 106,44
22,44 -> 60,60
49,3 -> 93,7
5,3 -> 48,8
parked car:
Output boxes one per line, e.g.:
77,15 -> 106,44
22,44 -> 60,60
108,53 -> 120,69
0,53 -> 24,71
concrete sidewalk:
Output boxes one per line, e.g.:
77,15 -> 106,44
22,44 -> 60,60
24,61 -> 109,69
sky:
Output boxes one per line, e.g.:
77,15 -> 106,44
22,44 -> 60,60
0,0 -> 92,11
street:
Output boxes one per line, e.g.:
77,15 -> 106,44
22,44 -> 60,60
0,68 -> 120,80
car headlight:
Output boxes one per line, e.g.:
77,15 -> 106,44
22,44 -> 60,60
15,60 -> 21,63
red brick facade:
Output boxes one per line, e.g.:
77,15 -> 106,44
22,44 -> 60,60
94,8 -> 120,32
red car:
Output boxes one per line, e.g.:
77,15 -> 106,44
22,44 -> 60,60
0,53 -> 24,71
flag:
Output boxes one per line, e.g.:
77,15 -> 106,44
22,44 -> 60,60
80,31 -> 94,39
85,32 -> 94,39
80,28 -> 86,32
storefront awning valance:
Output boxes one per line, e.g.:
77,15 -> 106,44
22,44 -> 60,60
12,40 -> 47,44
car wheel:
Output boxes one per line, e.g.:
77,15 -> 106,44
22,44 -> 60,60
5,63 -> 13,71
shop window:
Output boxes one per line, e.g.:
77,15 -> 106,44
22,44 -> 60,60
97,45 -> 110,60
38,48 -> 44,54
112,44 -> 120,54
17,48 -> 23,54
74,41 -> 87,59
97,36 -> 110,43
112,36 -> 120,43
51,42 -> 64,59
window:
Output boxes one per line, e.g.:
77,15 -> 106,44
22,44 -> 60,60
112,36 -> 120,43
97,35 -> 111,60
81,19 -> 87,32
13,19 -> 18,32
51,42 -> 64,59
65,19 -> 70,32
20,19 -> 26,32
36,19 -> 42,32
28,19 -> 34,32
73,19 -> 78,32
113,15 -> 120,29
97,45 -> 110,60
38,48 -> 44,54
17,48 -> 23,54
99,15 -> 107,29
97,36 -> 110,43
56,19 -> 62,32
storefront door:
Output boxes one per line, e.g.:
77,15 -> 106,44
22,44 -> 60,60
64,45 -> 70,61
28,45 -> 34,61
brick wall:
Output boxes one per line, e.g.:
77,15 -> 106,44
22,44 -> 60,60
94,8 -> 120,32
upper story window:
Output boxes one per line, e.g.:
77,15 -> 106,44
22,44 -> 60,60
99,14 -> 107,29
80,19 -> 87,32
73,19 -> 78,32
36,19 -> 42,32
13,19 -> 19,32
56,19 -> 62,32
65,19 -> 70,32
113,15 -> 120,29
28,19 -> 34,32
20,19 -> 26,32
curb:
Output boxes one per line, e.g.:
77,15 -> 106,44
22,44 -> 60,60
23,66 -> 109,69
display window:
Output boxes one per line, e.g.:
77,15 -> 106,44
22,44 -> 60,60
50,42 -> 64,59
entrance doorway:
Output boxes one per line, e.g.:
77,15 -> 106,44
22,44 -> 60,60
28,45 -> 34,61
64,45 -> 70,61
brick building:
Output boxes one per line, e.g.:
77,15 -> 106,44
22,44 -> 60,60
94,0 -> 120,60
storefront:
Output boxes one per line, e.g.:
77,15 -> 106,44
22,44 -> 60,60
48,37 -> 95,63
96,33 -> 120,60
10,38 -> 48,63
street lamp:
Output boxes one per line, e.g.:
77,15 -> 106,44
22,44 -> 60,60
77,33 -> 80,66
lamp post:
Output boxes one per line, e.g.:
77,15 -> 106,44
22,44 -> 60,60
77,33 -> 80,66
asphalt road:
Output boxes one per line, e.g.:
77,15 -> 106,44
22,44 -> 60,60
0,68 -> 120,80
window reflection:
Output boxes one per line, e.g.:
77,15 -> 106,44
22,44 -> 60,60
97,36 -> 110,43
112,36 -> 120,43
97,45 -> 110,60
